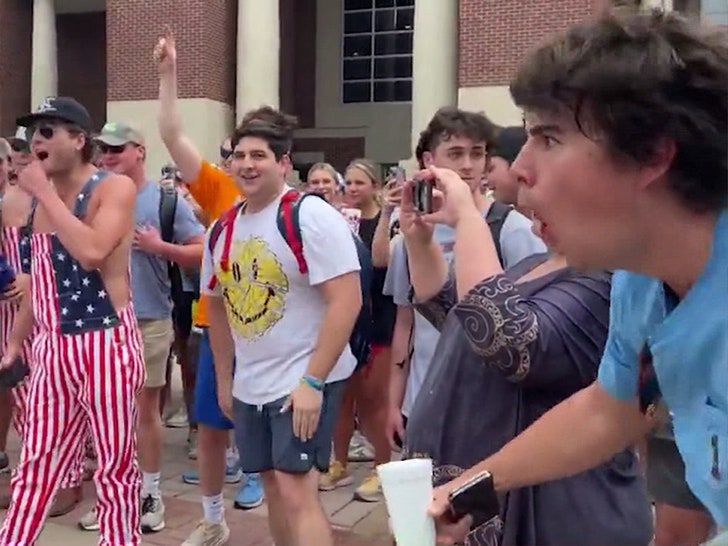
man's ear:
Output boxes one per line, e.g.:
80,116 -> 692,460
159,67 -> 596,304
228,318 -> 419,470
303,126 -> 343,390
637,137 -> 676,191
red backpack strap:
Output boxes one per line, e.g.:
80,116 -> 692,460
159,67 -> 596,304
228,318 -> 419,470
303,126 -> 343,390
207,201 -> 244,289
278,189 -> 308,274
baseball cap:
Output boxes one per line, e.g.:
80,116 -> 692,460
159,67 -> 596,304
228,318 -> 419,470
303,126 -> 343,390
491,126 -> 527,165
16,96 -> 93,133
5,127 -> 29,153
95,122 -> 145,147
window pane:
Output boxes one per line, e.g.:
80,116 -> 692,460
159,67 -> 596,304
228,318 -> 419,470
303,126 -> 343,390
374,9 -> 396,31
344,12 -> 372,34
375,0 -> 395,7
343,58 -> 372,81
374,80 -> 412,102
396,7 -> 414,30
374,32 -> 412,55
396,0 -> 414,6
344,35 -> 372,57
343,82 -> 372,103
345,0 -> 373,10
374,56 -> 412,79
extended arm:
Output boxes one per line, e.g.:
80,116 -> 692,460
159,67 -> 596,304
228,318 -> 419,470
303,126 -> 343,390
452,382 -> 649,494
157,49 -> 203,184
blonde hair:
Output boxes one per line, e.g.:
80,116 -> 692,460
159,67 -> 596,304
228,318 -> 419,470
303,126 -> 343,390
307,162 -> 338,183
345,158 -> 382,187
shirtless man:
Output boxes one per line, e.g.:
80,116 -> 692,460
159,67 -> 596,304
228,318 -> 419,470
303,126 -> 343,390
0,97 -> 145,546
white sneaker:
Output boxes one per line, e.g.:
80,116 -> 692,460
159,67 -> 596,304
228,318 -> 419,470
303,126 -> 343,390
348,430 -> 374,462
182,519 -> 230,546
165,407 -> 189,429
78,507 -> 99,531
141,495 -> 165,533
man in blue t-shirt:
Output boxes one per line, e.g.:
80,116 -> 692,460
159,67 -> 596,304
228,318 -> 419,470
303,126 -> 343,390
428,11 -> 727,543
79,122 -> 205,535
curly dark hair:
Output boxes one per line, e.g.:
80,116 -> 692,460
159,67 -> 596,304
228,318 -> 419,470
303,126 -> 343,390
231,106 -> 298,159
415,107 -> 498,169
510,9 -> 728,213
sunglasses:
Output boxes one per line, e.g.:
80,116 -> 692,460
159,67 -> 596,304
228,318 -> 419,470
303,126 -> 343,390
99,143 -> 127,155
32,124 -> 57,140
220,146 -> 233,160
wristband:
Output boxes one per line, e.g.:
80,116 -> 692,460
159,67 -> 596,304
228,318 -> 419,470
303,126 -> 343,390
300,375 -> 324,392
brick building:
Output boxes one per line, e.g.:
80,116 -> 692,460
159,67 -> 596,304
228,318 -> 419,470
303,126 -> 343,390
0,0 -> 725,176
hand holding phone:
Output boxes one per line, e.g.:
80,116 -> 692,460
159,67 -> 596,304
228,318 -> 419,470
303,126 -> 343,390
447,471 -> 500,525
0,356 -> 29,390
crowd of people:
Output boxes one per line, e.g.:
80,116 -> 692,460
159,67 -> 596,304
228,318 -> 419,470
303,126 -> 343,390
0,5 -> 725,546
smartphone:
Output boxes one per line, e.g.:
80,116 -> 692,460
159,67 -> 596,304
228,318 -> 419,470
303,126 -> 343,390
412,180 -> 434,214
448,470 -> 500,524
388,166 -> 406,186
0,356 -> 29,390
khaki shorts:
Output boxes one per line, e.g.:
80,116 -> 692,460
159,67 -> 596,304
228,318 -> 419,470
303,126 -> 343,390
138,319 -> 174,388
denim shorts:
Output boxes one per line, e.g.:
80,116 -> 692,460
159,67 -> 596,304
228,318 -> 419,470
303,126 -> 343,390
233,380 -> 345,474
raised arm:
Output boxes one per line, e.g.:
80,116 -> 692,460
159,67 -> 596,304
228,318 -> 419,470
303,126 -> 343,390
454,270 -> 612,393
155,29 -> 204,183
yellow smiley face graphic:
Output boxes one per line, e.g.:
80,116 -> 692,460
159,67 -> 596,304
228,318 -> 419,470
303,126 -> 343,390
216,237 -> 289,340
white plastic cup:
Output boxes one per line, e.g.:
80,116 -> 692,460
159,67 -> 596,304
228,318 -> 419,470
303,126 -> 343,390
377,458 -> 436,546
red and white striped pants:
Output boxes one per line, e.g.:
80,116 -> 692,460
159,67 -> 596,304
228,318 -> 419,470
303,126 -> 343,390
0,305 -> 146,546
0,305 -> 85,490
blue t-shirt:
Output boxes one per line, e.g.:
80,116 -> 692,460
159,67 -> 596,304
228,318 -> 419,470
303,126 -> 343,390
598,211 -> 728,526
131,182 -> 204,319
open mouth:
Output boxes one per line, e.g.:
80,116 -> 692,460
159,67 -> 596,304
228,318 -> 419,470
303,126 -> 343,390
36,151 -> 49,161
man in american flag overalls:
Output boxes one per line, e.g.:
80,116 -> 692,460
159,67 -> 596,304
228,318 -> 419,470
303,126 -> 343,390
0,97 -> 145,546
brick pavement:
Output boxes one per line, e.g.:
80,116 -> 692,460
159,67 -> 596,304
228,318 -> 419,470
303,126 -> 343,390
0,424 -> 392,545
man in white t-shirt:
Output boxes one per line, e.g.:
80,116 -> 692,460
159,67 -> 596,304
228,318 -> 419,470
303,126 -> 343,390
200,113 -> 362,546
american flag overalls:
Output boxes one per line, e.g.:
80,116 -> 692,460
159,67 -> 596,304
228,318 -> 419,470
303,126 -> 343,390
0,171 -> 145,546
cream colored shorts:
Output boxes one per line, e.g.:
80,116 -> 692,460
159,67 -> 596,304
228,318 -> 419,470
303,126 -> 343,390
138,318 -> 174,388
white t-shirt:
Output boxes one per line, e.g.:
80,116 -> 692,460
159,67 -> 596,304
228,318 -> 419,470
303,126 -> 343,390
200,188 -> 361,405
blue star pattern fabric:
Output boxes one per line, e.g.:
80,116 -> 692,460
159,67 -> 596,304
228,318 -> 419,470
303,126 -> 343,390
19,171 -> 120,335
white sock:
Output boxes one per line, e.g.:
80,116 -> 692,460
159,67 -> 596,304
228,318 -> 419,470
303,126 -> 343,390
141,471 -> 161,498
202,493 -> 224,524
225,447 -> 238,469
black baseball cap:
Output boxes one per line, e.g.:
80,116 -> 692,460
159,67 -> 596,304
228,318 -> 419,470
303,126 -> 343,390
16,96 -> 93,133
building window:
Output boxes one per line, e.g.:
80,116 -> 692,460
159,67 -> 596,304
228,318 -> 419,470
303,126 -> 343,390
342,0 -> 415,104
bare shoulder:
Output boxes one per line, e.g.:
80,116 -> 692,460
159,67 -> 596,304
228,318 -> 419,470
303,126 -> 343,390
96,173 -> 136,205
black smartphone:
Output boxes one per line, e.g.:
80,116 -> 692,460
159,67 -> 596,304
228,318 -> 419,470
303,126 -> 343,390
412,179 -> 434,213
0,356 -> 29,390
448,470 -> 500,524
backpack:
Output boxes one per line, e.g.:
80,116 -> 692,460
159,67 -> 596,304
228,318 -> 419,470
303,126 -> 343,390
207,189 -> 374,366
159,185 -> 191,306
485,201 -> 513,266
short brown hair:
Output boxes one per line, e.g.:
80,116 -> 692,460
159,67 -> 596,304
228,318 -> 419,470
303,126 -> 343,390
232,106 -> 298,158
415,107 -> 498,169
510,9 -> 728,213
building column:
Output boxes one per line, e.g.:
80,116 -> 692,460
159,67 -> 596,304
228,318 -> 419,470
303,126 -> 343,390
31,0 -> 57,109
409,0 -> 458,154
236,0 -> 280,122
642,0 -> 673,9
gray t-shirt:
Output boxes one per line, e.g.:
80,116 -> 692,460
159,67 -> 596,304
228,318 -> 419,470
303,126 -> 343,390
383,207 -> 547,416
131,181 -> 204,319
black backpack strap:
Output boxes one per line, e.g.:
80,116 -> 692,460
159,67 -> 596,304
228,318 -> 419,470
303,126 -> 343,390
485,201 -> 512,267
158,185 -> 184,303
159,185 -> 178,244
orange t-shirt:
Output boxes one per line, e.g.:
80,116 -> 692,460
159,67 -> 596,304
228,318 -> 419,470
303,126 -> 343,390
189,160 -> 243,327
